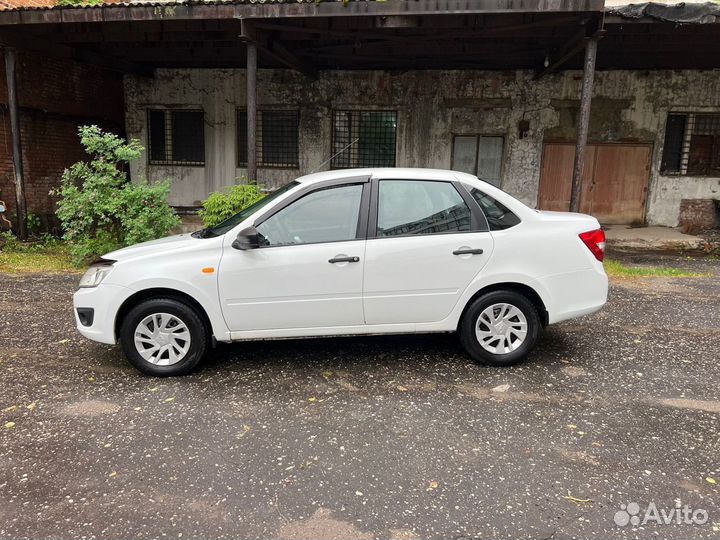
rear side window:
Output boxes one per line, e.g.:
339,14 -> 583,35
470,188 -> 521,231
377,180 -> 472,237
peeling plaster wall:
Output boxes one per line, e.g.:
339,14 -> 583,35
125,68 -> 720,226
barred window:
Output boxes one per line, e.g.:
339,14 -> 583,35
147,109 -> 205,166
331,110 -> 397,169
661,113 -> 720,176
238,110 -> 299,168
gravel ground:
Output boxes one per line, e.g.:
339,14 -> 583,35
0,252 -> 719,540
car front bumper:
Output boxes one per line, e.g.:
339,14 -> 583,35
73,283 -> 133,345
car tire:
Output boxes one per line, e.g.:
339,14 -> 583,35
459,290 -> 540,367
119,298 -> 208,377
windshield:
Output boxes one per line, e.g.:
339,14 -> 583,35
200,181 -> 299,237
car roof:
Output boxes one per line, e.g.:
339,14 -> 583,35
295,168 -> 479,185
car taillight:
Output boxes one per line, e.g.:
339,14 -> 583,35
579,228 -> 606,262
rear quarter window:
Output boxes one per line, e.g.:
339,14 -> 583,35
470,188 -> 521,231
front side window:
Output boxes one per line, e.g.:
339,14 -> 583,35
256,184 -> 363,247
203,181 -> 299,237
470,188 -> 521,231
661,112 -> 720,176
332,110 -> 397,168
238,110 -> 300,168
377,180 -> 471,237
147,109 -> 205,166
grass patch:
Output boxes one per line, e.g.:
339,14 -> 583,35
0,250 -> 81,274
604,258 -> 707,278
0,234 -> 83,274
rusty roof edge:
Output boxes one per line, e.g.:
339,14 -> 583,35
606,1 -> 720,23
0,0 -> 605,24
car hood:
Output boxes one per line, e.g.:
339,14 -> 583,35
104,233 -> 200,261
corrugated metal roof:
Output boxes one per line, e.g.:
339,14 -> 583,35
0,0 -> 345,12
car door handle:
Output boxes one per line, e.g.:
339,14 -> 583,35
328,256 -> 360,264
452,248 -> 484,256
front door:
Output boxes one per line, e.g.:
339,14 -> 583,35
218,181 -> 368,332
363,178 -> 494,325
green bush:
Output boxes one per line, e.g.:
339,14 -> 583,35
26,213 -> 41,234
55,125 -> 180,265
199,181 -> 266,228
0,230 -> 20,252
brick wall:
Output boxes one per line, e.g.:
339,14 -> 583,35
0,50 -> 125,226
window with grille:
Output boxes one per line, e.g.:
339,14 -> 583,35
237,110 -> 299,168
661,113 -> 720,176
331,110 -> 397,169
147,109 -> 205,166
451,135 -> 505,187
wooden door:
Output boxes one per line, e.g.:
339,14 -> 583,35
538,143 -> 595,214
538,142 -> 651,224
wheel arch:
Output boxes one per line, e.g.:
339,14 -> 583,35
457,282 -> 549,330
114,288 -> 214,342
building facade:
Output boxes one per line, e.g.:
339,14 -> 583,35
126,67 -> 720,226
1,0 -> 719,230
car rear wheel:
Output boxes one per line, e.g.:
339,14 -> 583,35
459,290 -> 540,367
119,298 -> 208,377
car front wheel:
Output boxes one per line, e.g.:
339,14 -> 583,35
119,298 -> 208,376
459,290 -> 540,367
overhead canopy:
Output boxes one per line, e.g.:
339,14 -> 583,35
0,0 -> 604,74
0,0 -> 718,75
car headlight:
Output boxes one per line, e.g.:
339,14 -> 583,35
79,260 -> 115,288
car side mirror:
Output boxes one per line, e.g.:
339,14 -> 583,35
232,226 -> 260,250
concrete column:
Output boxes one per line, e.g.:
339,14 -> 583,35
570,37 -> 598,213
246,42 -> 257,183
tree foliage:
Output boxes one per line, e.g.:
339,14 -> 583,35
55,126 -> 180,265
199,181 -> 266,228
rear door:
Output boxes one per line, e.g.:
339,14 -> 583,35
362,176 -> 494,325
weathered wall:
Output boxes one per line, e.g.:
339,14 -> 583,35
125,68 -> 720,226
0,50 -> 125,224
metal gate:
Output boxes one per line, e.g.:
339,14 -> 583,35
538,142 -> 652,224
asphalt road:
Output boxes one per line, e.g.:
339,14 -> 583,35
0,252 -> 718,540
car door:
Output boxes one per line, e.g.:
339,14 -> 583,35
218,179 -> 370,333
363,177 -> 494,325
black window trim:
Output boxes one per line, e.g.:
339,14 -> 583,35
147,108 -> 206,167
237,108 -> 300,169
366,177 -> 489,240
248,175 -> 372,249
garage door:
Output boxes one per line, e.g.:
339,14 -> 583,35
538,143 -> 651,224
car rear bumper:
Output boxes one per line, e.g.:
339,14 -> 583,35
73,283 -> 133,345
535,266 -> 608,325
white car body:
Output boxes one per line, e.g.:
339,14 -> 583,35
73,168 -> 607,355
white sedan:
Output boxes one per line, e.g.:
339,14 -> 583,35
73,168 -> 608,376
